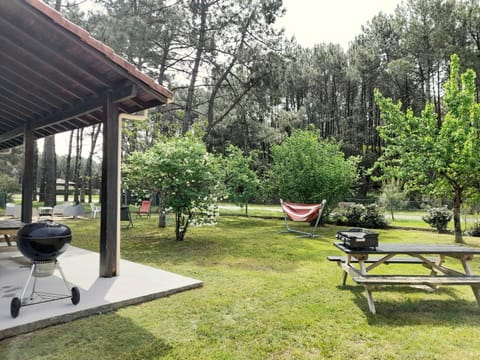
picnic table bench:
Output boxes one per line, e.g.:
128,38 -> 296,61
0,220 -> 23,247
329,242 -> 480,314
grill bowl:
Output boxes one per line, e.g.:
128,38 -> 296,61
17,221 -> 72,261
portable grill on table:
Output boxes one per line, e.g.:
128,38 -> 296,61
10,221 -> 80,318
335,228 -> 379,250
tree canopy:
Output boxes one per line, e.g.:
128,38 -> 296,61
374,54 -> 480,243
123,135 -> 220,241
221,145 -> 260,216
5,0 -> 480,243
268,129 -> 359,207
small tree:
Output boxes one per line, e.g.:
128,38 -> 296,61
268,129 -> 359,207
221,145 -> 260,216
374,54 -> 480,243
377,179 -> 407,221
124,135 -> 220,241
0,173 -> 21,203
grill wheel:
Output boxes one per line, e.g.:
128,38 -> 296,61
71,287 -> 80,305
10,297 -> 21,318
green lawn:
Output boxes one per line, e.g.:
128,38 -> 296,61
1,215 -> 480,359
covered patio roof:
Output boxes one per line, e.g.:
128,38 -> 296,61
0,0 -> 172,150
0,0 -> 173,277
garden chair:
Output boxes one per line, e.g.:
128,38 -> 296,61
136,200 -> 151,218
90,203 -> 101,219
280,199 -> 326,238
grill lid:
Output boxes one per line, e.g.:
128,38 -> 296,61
17,221 -> 72,261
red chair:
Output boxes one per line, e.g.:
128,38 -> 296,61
280,199 -> 326,238
137,200 -> 151,218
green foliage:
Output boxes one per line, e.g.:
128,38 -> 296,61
221,145 -> 260,216
377,179 -> 408,220
422,206 -> 453,233
332,203 -> 387,229
268,129 -> 359,206
374,54 -> 480,243
0,173 -> 20,202
123,135 -> 220,241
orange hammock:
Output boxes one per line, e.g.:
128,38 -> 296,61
280,199 -> 326,238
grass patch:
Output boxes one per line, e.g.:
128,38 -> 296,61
1,216 -> 480,359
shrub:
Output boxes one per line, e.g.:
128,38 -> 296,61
0,173 -> 20,203
422,206 -> 452,232
268,129 -> 359,205
124,135 -> 220,241
333,203 -> 387,229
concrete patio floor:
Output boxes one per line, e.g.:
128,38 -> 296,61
0,244 -> 203,339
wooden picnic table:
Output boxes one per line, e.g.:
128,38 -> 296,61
0,220 -> 23,247
329,242 -> 480,314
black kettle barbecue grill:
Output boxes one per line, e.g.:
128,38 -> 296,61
10,221 -> 80,318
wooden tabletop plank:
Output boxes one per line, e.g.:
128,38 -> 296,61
334,242 -> 480,255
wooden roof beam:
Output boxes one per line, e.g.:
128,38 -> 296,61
0,71 -> 60,110
0,15 -> 111,89
0,108 -> 24,126
0,81 -> 50,113
17,0 -> 173,102
0,84 -> 137,144
0,64 -> 72,107
0,53 -> 84,101
0,33 -> 99,96
0,93 -> 36,118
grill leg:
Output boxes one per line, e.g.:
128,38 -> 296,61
19,264 -> 36,303
56,260 -> 73,291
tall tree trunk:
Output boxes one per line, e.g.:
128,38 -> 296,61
157,38 -> 171,86
182,0 -> 208,134
86,124 -> 101,203
157,191 -> 166,228
64,130 -> 73,201
453,186 -> 464,244
73,128 -> 83,204
43,135 -> 57,207
33,142 -> 38,201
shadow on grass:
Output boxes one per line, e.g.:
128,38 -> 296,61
339,284 -> 480,325
1,312 -> 172,359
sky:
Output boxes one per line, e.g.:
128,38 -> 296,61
276,0 -> 402,49
51,0 -> 403,155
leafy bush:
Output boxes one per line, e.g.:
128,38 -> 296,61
268,129 -> 359,206
0,173 -> 20,203
331,203 -> 387,229
422,206 -> 452,232
124,135 -> 220,241
220,145 -> 260,216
